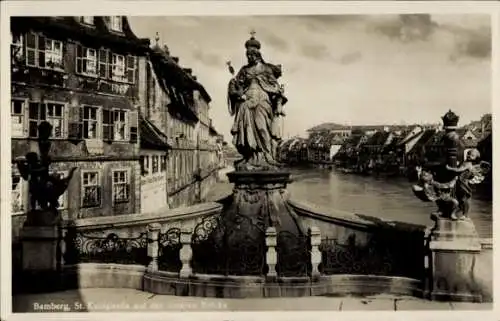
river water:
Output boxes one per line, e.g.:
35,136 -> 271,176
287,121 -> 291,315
207,167 -> 492,238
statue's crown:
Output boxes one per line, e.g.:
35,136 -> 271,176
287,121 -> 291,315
245,30 -> 261,50
441,110 -> 459,129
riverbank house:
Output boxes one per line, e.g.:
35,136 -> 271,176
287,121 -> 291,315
140,38 -> 220,208
10,17 -> 151,234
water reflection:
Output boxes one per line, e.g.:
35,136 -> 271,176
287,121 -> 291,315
288,168 -> 492,238
209,166 -> 492,238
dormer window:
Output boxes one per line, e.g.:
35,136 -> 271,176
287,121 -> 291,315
79,16 -> 94,25
109,16 -> 123,32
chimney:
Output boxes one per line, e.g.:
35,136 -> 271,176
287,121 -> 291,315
192,75 -> 197,81
183,68 -> 193,75
172,57 -> 179,63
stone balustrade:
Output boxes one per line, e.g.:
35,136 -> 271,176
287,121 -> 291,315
17,198 -> 492,301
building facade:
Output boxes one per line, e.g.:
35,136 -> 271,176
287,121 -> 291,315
139,41 -> 222,209
10,17 -> 150,235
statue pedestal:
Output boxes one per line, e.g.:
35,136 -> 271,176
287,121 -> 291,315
428,217 -> 482,302
226,171 -> 302,234
19,209 -> 63,293
204,171 -> 304,276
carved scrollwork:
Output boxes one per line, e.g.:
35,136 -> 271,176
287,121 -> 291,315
190,213 -> 267,276
241,189 -> 262,204
192,215 -> 222,244
65,232 -> 150,266
318,236 -> 392,276
158,228 -> 182,272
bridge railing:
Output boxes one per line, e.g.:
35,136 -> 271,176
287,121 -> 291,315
60,211 -> 427,283
56,198 -> 433,289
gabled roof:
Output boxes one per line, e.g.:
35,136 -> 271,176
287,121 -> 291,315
427,131 -> 446,145
347,134 -> 364,146
140,116 -> 171,150
364,131 -> 390,146
412,129 -> 439,150
478,132 -> 492,147
149,46 -> 211,103
11,17 -> 150,55
397,127 -> 423,146
209,124 -> 219,136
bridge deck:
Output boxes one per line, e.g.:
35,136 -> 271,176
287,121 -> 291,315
13,288 -> 491,312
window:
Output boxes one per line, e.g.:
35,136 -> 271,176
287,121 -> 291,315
112,170 -> 130,203
113,110 -> 127,141
11,99 -> 25,137
11,175 -> 24,214
160,155 -> 167,172
98,49 -> 110,79
82,171 -> 101,207
109,16 -> 123,32
76,45 -> 97,76
79,16 -> 94,25
11,33 -> 24,61
98,52 -> 135,83
46,103 -> 64,137
82,105 -> 99,139
103,109 -> 129,141
152,155 -> 159,174
141,156 -> 150,176
28,102 -> 65,138
111,53 -> 125,82
26,33 -> 64,70
45,39 -> 63,69
126,56 -> 136,83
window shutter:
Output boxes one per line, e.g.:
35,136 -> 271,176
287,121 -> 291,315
40,103 -> 46,120
102,109 -> 114,142
26,33 -> 37,49
38,35 -> 46,68
129,110 -> 138,143
96,186 -> 101,207
98,49 -> 108,78
126,56 -> 135,83
107,51 -> 113,79
68,106 -> 82,140
76,44 -> 83,74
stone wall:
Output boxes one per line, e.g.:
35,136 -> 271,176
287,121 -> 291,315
474,239 -> 493,302
64,201 -> 223,236
288,198 -> 493,302
288,199 -> 427,281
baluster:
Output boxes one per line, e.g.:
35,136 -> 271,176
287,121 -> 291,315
309,226 -> 321,278
179,228 -> 193,278
147,223 -> 161,272
59,227 -> 67,267
265,227 -> 277,278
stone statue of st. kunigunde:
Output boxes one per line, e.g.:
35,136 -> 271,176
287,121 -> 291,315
227,31 -> 287,171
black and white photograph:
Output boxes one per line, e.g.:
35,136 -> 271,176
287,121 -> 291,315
1,1 -> 497,319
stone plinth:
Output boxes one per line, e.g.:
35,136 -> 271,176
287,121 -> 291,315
19,209 -> 63,293
202,171 -> 305,276
428,217 -> 482,302
226,171 -> 301,234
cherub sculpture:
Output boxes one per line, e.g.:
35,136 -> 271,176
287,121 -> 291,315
412,110 -> 490,221
412,149 -> 490,221
15,121 -> 77,213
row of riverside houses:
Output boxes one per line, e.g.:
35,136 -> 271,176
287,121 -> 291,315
278,119 -> 492,179
10,16 -> 225,238
277,124 -> 410,167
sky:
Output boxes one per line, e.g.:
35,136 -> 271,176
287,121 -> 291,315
129,14 -> 491,140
